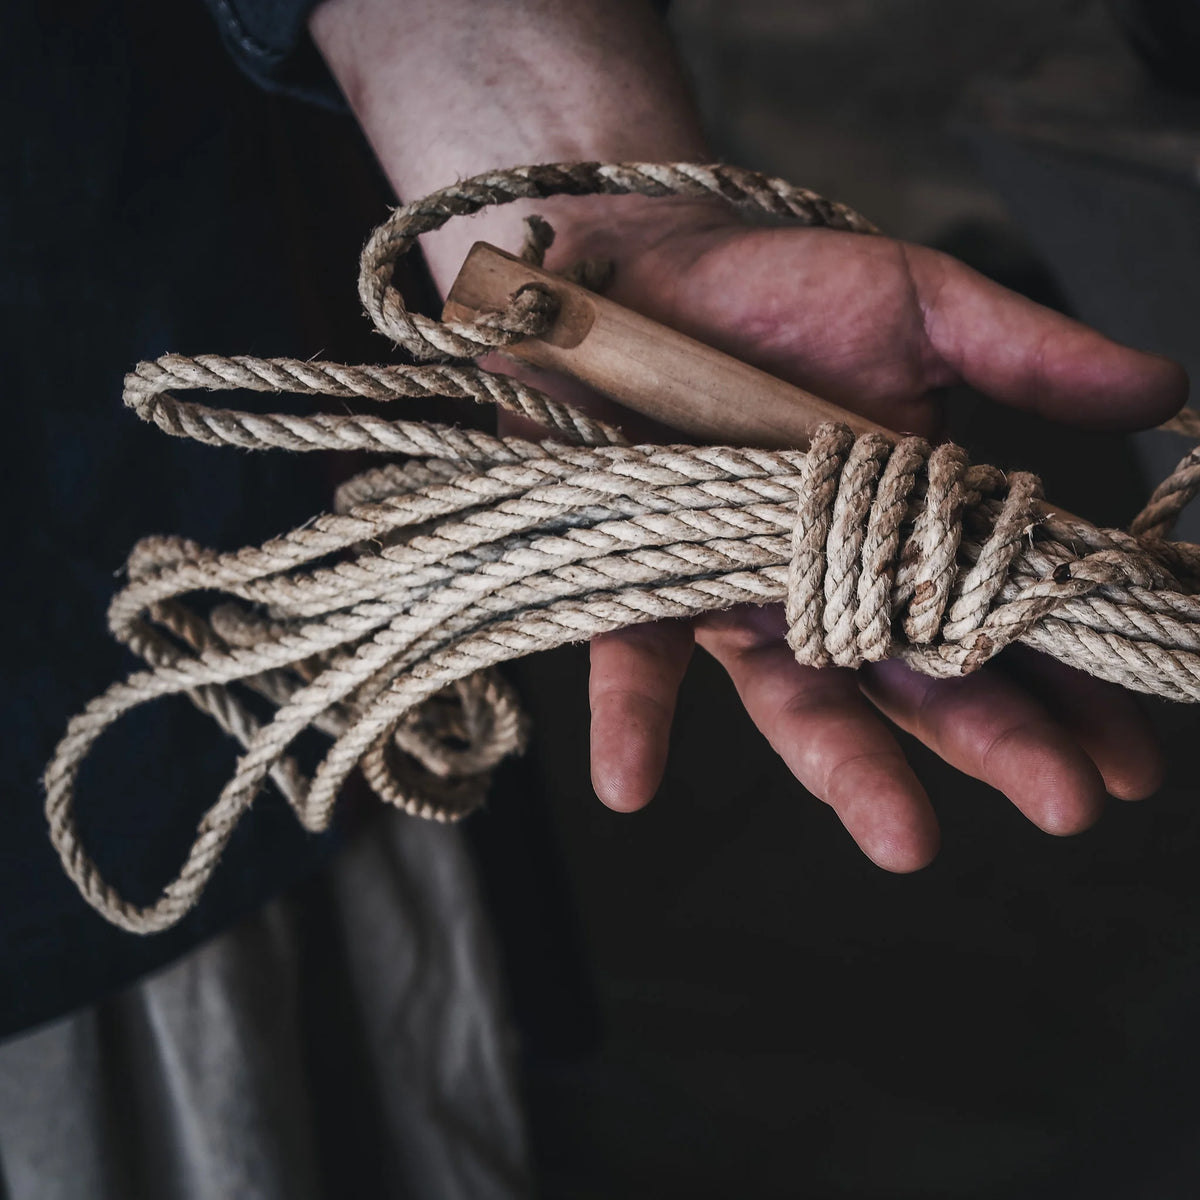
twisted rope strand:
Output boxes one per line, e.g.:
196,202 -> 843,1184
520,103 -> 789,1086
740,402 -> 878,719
43,161 -> 1200,933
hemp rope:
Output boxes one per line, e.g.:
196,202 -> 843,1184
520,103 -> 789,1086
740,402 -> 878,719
43,161 -> 1200,934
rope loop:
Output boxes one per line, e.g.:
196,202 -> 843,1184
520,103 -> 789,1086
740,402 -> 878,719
357,161 -> 878,359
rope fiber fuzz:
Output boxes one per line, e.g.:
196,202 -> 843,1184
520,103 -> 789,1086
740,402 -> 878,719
43,162 -> 1200,933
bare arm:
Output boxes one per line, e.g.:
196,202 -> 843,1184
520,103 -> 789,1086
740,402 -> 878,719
310,0 -> 711,289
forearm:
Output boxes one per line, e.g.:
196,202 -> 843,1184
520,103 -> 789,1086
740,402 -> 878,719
309,0 -> 711,290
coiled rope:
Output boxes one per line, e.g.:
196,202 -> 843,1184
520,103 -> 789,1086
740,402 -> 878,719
43,162 -> 1200,933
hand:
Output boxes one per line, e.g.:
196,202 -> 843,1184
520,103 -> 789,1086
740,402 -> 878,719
507,201 -> 1187,871
310,0 -> 1186,870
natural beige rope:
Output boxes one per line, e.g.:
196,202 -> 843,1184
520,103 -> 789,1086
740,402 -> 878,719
43,161 -> 1200,934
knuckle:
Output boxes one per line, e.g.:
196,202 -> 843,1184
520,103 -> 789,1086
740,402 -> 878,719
822,749 -> 907,805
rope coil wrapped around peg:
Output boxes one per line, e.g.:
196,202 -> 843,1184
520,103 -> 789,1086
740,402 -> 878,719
43,162 -> 1200,933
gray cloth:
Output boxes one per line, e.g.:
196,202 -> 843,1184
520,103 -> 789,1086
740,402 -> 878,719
0,812 -> 529,1200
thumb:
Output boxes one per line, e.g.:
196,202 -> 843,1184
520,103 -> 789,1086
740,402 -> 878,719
914,246 -> 1188,430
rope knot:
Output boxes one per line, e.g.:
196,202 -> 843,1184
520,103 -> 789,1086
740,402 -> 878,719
457,281 -> 560,343
785,423 -> 1046,674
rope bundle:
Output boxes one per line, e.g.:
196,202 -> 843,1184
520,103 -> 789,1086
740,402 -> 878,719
43,162 -> 1200,933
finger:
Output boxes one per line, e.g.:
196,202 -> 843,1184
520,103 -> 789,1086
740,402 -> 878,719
696,606 -> 939,872
1002,647 -> 1164,801
589,620 -> 695,813
860,657 -> 1107,836
910,247 -> 1188,430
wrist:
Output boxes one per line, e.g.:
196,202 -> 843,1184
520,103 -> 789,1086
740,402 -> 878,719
421,188 -> 737,300
309,0 -> 717,293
